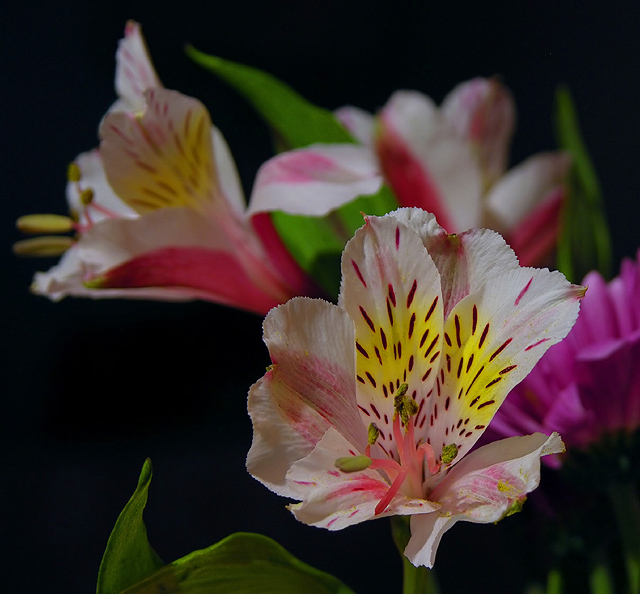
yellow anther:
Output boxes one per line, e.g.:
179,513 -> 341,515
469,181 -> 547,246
368,423 -> 380,445
498,496 -> 527,522
16,214 -> 74,235
335,455 -> 373,473
404,398 -> 419,417
67,162 -> 82,182
12,236 -> 74,257
441,443 -> 459,465
80,188 -> 94,205
82,277 -> 107,289
393,383 -> 409,410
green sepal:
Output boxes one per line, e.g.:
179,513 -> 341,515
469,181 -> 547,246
96,459 -> 164,594
186,47 -> 398,297
120,532 -> 356,594
554,85 -> 612,283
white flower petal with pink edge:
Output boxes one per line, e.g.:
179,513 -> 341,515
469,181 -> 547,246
405,432 -> 564,568
485,151 -> 572,232
248,144 -> 383,217
334,105 -> 376,147
248,298 -> 367,496
376,90 -> 482,232
440,78 -> 516,185
111,20 -> 162,114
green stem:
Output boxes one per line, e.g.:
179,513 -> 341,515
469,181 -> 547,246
608,481 -> 640,594
546,566 -> 563,594
391,517 -> 440,594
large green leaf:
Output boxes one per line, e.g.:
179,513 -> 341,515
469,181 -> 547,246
554,86 -> 612,282
120,532 -> 356,594
185,47 -> 353,149
187,47 -> 398,297
97,459 -> 164,594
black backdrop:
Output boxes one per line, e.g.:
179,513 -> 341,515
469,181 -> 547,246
3,2 -> 640,592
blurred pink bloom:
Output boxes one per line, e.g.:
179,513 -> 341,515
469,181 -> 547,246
250,79 -> 570,267
247,208 -> 583,567
29,22 -> 318,314
487,251 -> 640,463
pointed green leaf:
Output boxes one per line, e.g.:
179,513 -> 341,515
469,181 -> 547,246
185,47 -> 353,150
97,459 -> 164,594
554,85 -> 612,282
120,532 -> 356,594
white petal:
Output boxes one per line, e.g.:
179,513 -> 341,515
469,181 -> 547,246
113,21 -> 162,113
377,90 -> 483,231
247,298 -> 367,495
248,144 -> 382,217
485,152 -> 571,231
404,513 -> 459,568
334,105 -> 376,147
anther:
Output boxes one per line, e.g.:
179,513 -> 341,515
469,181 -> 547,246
67,162 -> 82,182
16,214 -> 74,235
12,236 -> 74,257
368,423 -> 380,445
335,455 -> 373,473
441,443 -> 459,464
80,188 -> 94,205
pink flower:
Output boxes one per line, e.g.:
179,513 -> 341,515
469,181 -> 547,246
247,208 -> 584,567
249,79 -> 570,268
26,22 -> 318,314
487,251 -> 640,460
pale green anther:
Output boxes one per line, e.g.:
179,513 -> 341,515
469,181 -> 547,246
441,443 -> 459,464
335,455 -> 373,473
498,496 -> 527,522
12,236 -> 74,257
368,423 -> 380,445
67,162 -> 81,182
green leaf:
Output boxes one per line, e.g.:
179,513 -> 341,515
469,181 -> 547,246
120,532 -> 356,594
97,459 -> 164,594
185,47 -> 353,150
554,85 -> 612,282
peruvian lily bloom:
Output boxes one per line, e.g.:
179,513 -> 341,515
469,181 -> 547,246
247,208 -> 584,567
249,79 -> 571,267
19,22 -> 319,314
487,250 -> 640,459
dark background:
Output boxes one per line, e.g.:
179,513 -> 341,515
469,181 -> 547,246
3,1 -> 640,592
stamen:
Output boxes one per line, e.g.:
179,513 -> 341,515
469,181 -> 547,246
374,468 -> 408,515
12,236 -> 74,257
67,162 -> 82,182
335,455 -> 373,473
16,214 -> 74,235
441,443 -> 459,464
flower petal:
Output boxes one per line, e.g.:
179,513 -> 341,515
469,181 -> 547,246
376,90 -> 482,232
405,432 -> 563,567
485,152 -> 571,232
288,428 -> 438,530
334,105 -> 375,147
100,88 -> 219,214
440,78 -> 516,185
339,214 -> 444,456
247,298 -> 367,495
112,21 -> 162,114
247,144 -> 383,217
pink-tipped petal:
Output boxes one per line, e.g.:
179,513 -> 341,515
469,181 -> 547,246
334,105 -> 376,147
376,91 -> 482,232
441,78 -> 516,185
405,432 -> 563,567
248,144 -> 383,217
112,21 -> 162,114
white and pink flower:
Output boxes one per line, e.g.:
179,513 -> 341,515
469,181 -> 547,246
27,22 -> 319,314
247,208 -> 584,567
249,79 -> 571,268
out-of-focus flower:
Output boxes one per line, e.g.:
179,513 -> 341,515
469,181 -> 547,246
15,22 -> 319,314
247,208 -> 583,567
248,79 -> 571,267
487,250 -> 640,460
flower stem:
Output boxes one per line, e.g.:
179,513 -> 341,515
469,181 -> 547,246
588,558 -> 615,594
545,567 -> 563,594
608,481 -> 640,594
391,517 -> 440,594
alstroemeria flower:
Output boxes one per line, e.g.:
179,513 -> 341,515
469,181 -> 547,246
487,250 -> 640,460
247,208 -> 584,567
249,79 -> 570,267
23,22 -> 319,314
